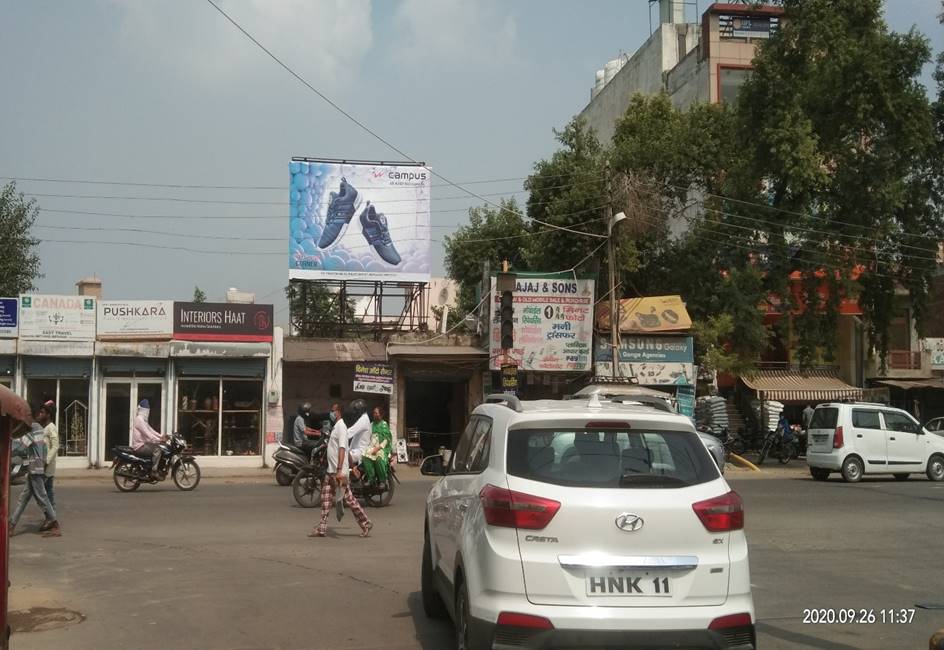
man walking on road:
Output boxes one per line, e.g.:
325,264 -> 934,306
310,403 -> 372,538
802,404 -> 815,431
10,405 -> 61,537
38,400 -> 59,510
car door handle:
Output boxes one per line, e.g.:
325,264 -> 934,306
857,434 -> 863,438
889,437 -> 896,441
457,503 -> 469,513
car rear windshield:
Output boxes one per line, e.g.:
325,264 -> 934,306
810,407 -> 839,429
506,428 -> 718,489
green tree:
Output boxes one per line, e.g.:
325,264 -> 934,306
443,198 -> 529,317
523,119 -> 619,274
734,0 -> 940,364
285,282 -> 355,338
609,95 -> 770,372
0,182 -> 42,295
192,286 -> 207,303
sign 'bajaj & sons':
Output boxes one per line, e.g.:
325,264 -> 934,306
173,302 -> 273,343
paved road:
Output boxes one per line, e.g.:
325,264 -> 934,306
8,470 -> 944,649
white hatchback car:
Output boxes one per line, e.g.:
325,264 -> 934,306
806,403 -> 944,483
420,394 -> 755,650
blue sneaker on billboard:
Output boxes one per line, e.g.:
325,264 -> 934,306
360,203 -> 401,265
318,177 -> 360,248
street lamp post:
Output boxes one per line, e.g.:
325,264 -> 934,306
608,210 -> 627,378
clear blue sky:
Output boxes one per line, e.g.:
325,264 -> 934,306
1,0 -> 940,322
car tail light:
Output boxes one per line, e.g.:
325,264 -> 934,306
479,484 -> 560,530
708,613 -> 752,630
497,612 -> 554,630
833,425 -> 844,449
692,490 -> 744,532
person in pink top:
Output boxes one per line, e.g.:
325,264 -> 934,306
132,399 -> 165,479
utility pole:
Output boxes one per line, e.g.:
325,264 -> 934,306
605,160 -> 621,379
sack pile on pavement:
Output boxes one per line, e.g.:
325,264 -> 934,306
695,396 -> 729,434
751,400 -> 784,431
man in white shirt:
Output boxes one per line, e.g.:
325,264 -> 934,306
346,399 -> 372,478
310,403 -> 372,538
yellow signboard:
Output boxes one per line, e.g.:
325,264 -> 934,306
595,295 -> 692,333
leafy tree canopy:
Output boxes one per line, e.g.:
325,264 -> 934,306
0,182 -> 42,296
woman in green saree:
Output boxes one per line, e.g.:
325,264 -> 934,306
363,406 -> 392,485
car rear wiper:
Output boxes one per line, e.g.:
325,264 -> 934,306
618,473 -> 689,487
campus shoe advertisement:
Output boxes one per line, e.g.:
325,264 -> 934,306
288,159 -> 431,282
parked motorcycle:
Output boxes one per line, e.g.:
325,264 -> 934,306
291,457 -> 399,509
111,433 -> 201,492
273,438 -> 327,486
757,428 -> 796,465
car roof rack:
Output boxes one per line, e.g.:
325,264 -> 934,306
484,393 -> 523,413
608,395 -> 673,413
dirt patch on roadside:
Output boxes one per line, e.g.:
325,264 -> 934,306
9,606 -> 85,633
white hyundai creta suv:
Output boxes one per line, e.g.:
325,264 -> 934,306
420,394 -> 755,650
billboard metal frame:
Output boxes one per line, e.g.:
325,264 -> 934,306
289,279 -> 429,339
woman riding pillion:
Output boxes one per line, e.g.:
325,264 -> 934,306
362,406 -> 392,486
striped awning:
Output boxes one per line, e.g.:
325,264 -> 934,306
741,370 -> 863,403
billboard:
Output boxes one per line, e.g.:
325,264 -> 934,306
594,336 -> 694,385
489,275 -> 595,372
925,338 -> 944,370
0,298 -> 17,338
288,159 -> 431,282
595,295 -> 692,333
98,300 -> 173,340
19,294 -> 96,341
173,302 -> 273,343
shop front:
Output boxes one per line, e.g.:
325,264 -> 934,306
96,301 -> 174,465
170,301 -> 274,467
18,294 -> 98,469
388,344 -> 488,456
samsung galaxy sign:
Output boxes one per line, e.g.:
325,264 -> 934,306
98,300 -> 173,340
173,302 -> 273,343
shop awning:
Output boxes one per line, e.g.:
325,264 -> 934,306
284,339 -> 386,363
386,345 -> 489,358
742,370 -> 863,402
875,378 -> 944,390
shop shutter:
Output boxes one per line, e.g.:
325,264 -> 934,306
174,359 -> 265,378
22,357 -> 92,378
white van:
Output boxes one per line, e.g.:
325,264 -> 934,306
806,403 -> 944,483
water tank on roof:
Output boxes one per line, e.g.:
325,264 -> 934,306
603,58 -> 625,85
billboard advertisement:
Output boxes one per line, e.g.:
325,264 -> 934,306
18,294 -> 96,341
288,159 -> 431,282
98,300 -> 173,340
925,338 -> 944,370
0,298 -> 17,338
489,275 -> 595,372
173,302 -> 273,343
594,336 -> 694,385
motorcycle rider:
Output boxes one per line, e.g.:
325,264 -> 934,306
346,399 -> 372,481
293,402 -> 321,458
132,399 -> 166,479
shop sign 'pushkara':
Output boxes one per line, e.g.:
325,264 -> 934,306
18,294 -> 96,341
0,298 -> 17,338
594,336 -> 695,385
98,300 -> 173,340
489,275 -> 595,372
353,362 -> 393,395
173,302 -> 273,343
288,159 -> 431,282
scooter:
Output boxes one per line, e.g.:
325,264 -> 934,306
272,438 -> 326,486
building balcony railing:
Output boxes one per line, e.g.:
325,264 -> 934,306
887,350 -> 922,371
